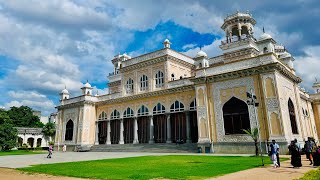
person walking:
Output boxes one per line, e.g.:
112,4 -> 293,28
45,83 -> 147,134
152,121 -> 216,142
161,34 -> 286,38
47,145 -> 53,158
63,144 -> 67,152
305,137 -> 314,165
272,140 -> 280,167
288,140 -> 302,168
270,143 -> 279,168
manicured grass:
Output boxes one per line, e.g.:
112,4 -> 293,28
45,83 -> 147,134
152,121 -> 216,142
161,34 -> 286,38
0,150 -> 46,156
297,167 -> 320,180
19,155 -> 288,179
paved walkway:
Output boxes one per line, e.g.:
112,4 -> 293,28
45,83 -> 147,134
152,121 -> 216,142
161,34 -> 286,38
211,158 -> 317,180
0,152 -> 316,179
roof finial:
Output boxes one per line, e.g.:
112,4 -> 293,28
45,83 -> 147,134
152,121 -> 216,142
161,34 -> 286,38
86,79 -> 88,83
263,27 -> 265,33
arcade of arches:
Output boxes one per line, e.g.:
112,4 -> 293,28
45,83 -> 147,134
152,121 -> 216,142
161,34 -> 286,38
95,101 -> 198,145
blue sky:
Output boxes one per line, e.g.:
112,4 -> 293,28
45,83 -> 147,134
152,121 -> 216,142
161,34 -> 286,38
0,0 -> 319,115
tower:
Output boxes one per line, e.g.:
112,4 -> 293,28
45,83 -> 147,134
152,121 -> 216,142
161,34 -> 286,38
313,78 -> 320,94
60,86 -> 69,100
194,49 -> 209,69
81,81 -> 93,95
219,11 -> 259,62
163,39 -> 171,48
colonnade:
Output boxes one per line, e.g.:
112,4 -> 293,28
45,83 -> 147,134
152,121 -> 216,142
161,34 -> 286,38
95,111 -> 196,145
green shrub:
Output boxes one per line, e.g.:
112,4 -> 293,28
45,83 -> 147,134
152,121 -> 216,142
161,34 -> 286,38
48,141 -> 54,146
298,168 -> 320,180
21,143 -> 28,151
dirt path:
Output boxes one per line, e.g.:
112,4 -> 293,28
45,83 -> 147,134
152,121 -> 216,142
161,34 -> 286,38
210,158 -> 317,180
0,168 -> 86,180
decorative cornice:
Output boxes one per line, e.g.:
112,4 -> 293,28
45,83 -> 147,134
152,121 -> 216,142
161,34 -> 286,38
56,100 -> 95,110
120,56 -> 167,72
96,85 -> 194,106
191,62 -> 301,84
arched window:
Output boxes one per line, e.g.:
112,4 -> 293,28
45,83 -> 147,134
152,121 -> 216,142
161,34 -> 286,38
137,105 -> 149,116
65,120 -> 74,141
110,109 -> 120,119
263,47 -> 268,53
190,99 -> 197,111
153,103 -> 166,114
171,74 -> 175,81
170,100 -> 184,112
155,71 -> 164,88
98,111 -> 107,120
288,99 -> 298,134
140,75 -> 148,91
123,107 -> 134,118
37,138 -> 42,147
126,78 -> 134,94
223,97 -> 250,134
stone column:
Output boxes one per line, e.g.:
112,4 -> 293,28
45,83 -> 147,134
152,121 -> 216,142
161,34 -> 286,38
149,116 -> 154,144
33,135 -> 36,148
106,120 -> 111,145
133,117 -> 139,144
185,111 -> 191,143
95,121 -> 99,145
119,119 -> 124,144
166,114 -> 172,143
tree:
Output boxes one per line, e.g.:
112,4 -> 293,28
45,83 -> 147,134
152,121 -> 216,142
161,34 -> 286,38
243,128 -> 259,156
7,106 -> 44,128
0,110 -> 18,151
42,122 -> 56,142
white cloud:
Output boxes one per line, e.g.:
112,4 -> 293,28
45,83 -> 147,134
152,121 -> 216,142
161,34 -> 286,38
184,39 -> 222,58
182,44 -> 197,50
295,46 -> 320,92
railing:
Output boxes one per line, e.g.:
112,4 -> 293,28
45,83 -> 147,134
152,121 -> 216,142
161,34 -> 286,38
167,78 -> 193,89
224,12 -> 252,21
221,36 -> 255,45
97,92 -> 121,101
123,49 -> 167,67
108,73 -> 121,82
209,55 -> 224,65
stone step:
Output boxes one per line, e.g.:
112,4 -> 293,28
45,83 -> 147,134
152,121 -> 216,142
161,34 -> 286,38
90,143 -> 198,153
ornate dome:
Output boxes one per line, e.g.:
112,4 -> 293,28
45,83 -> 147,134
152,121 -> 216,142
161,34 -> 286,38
259,33 -> 272,41
61,88 -> 69,94
195,50 -> 207,58
84,82 -> 92,88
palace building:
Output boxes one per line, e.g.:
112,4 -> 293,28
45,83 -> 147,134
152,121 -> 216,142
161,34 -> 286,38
55,12 -> 320,154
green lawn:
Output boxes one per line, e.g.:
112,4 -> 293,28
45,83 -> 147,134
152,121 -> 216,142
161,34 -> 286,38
0,150 -> 46,156
19,155 -> 287,180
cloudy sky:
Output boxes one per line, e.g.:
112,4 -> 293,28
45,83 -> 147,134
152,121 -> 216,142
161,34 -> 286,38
0,0 -> 319,115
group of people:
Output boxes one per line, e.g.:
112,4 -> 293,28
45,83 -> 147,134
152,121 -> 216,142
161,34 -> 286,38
269,138 -> 320,168
303,137 -> 320,166
288,137 -> 320,168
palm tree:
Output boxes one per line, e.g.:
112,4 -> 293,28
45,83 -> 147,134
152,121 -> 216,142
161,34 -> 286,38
42,122 -> 56,142
243,128 -> 259,156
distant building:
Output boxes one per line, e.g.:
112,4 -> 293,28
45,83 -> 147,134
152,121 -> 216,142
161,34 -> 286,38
55,11 -> 320,154
16,127 -> 49,148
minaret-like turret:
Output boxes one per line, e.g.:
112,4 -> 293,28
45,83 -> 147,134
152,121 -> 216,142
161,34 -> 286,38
60,85 -> 69,101
313,78 -> 320,94
81,80 -> 93,95
219,11 -> 259,62
163,39 -> 171,48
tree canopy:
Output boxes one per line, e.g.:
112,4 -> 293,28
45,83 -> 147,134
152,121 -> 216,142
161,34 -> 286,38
0,109 -> 18,150
6,106 -> 44,128
42,122 -> 56,141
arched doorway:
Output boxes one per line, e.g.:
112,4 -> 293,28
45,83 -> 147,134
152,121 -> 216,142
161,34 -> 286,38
18,137 -> 23,147
98,112 -> 107,144
27,137 -> 34,148
223,97 -> 250,134
123,107 -> 134,144
170,101 -> 186,143
65,120 -> 74,141
190,99 -> 198,143
110,110 -> 120,144
153,103 -> 166,143
137,105 -> 149,143
288,98 -> 298,134
37,138 -> 42,147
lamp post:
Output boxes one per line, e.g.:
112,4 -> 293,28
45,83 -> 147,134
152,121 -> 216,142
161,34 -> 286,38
247,89 -> 264,166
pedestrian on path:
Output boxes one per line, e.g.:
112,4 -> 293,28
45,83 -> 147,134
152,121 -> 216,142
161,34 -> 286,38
271,140 -> 280,167
305,137 -> 314,165
47,145 -> 53,158
269,143 -> 279,168
62,144 -> 67,152
288,140 -> 302,168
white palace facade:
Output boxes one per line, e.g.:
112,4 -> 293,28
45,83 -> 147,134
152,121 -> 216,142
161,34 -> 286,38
55,12 -> 320,153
